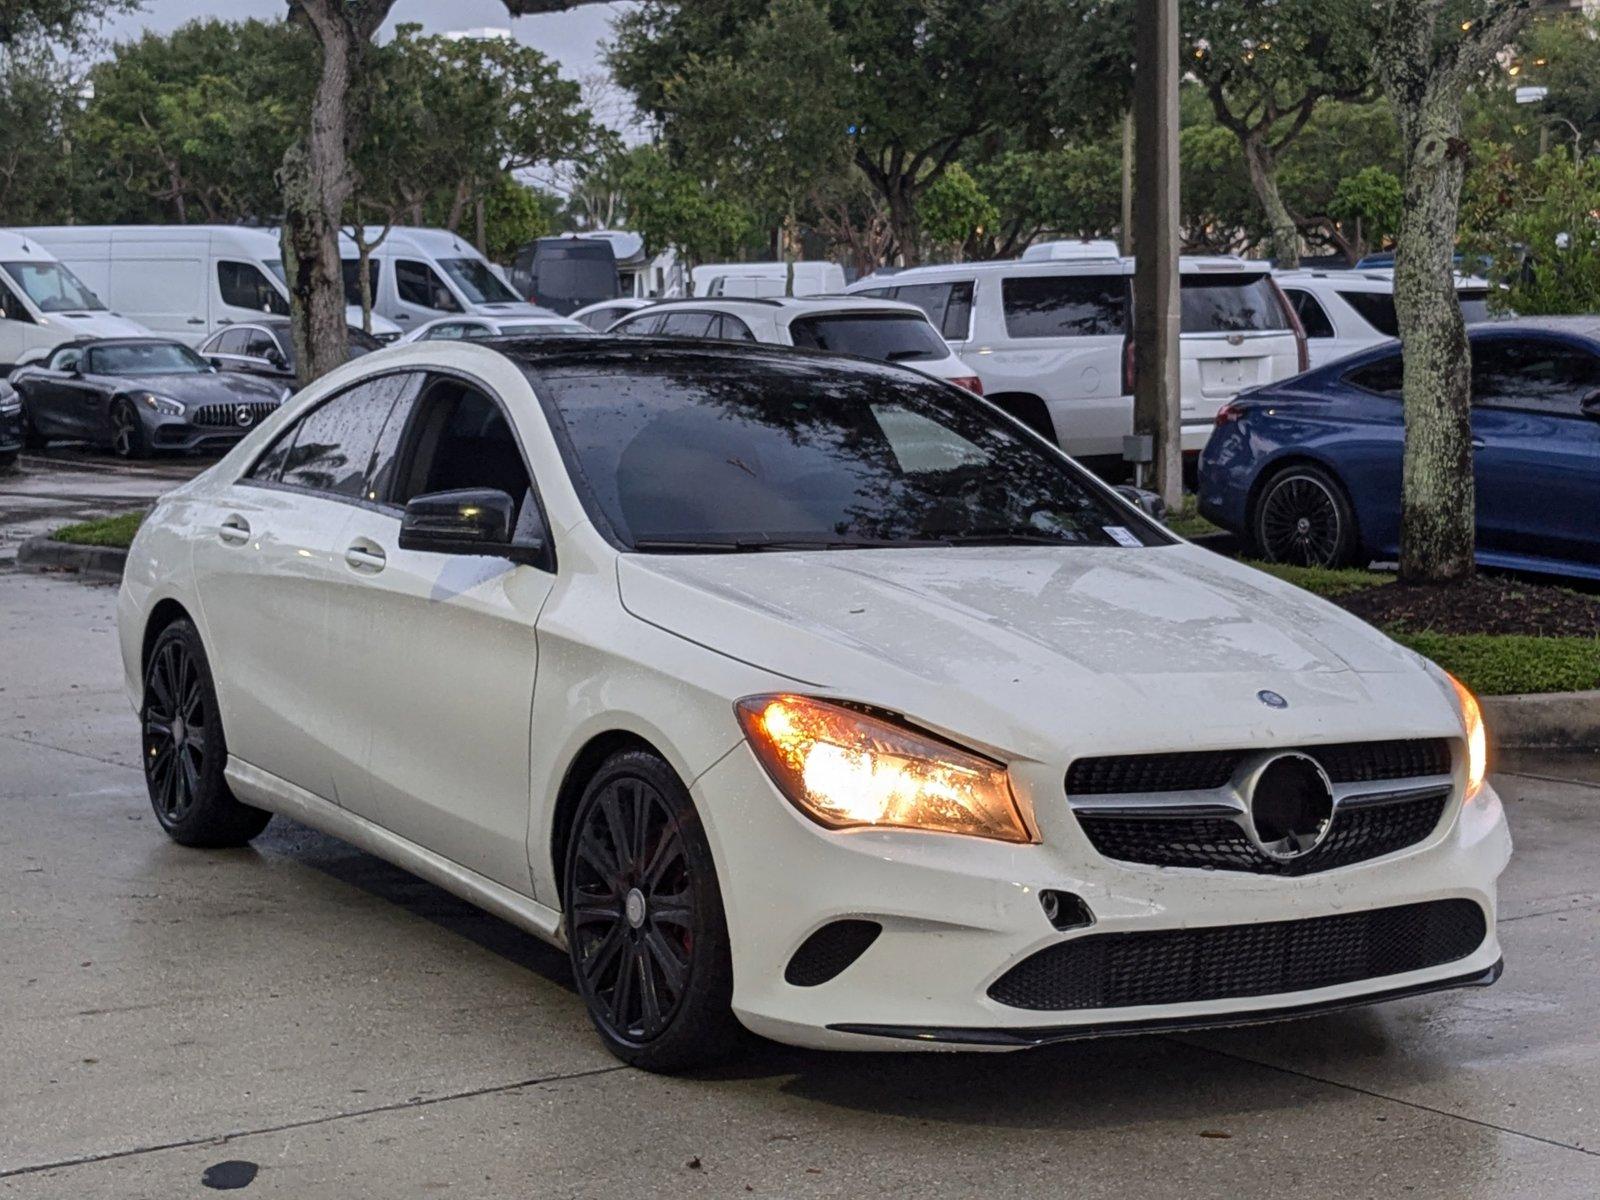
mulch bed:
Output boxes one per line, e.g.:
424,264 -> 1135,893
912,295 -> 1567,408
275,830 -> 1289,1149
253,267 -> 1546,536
1335,576 -> 1600,638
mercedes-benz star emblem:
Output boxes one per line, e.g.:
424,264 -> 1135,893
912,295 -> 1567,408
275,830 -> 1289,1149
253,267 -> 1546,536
235,405 -> 254,427
1244,752 -> 1334,860
1256,689 -> 1288,709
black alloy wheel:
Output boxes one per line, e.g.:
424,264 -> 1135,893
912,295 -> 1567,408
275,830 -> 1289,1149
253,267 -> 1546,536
564,750 -> 742,1071
1254,464 -> 1357,568
110,397 -> 148,459
141,620 -> 270,847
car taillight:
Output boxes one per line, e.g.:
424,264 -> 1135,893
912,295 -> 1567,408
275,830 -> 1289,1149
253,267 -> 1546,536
1268,278 -> 1309,373
1122,336 -> 1137,395
1215,402 -> 1246,427
950,375 -> 984,395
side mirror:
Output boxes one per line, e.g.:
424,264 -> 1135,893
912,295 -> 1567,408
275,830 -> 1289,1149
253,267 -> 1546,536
398,488 -> 543,564
265,348 -> 287,369
1113,484 -> 1167,522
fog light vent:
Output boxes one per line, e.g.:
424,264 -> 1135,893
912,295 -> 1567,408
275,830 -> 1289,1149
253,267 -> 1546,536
784,920 -> 882,987
1040,890 -> 1094,931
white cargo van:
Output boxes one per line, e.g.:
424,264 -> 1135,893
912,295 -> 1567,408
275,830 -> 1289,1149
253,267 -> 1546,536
691,261 -> 847,298
0,230 -> 148,368
849,254 -> 1305,461
343,226 -> 549,333
15,225 -> 401,345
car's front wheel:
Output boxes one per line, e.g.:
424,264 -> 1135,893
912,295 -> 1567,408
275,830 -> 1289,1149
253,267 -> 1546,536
142,619 -> 271,847
110,397 -> 149,460
563,749 -> 743,1072
18,394 -> 47,450
1251,463 -> 1359,568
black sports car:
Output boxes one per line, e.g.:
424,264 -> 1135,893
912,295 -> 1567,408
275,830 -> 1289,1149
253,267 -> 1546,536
197,318 -> 384,387
11,338 -> 289,459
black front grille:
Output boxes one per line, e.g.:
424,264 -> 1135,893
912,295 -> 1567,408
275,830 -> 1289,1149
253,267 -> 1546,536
987,899 -> 1487,1011
1066,739 -> 1451,796
194,400 -> 280,428
1077,789 -> 1450,875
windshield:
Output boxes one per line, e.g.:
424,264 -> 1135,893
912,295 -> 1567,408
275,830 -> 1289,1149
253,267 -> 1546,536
3,261 -> 106,313
89,342 -> 211,375
265,258 -> 287,285
1180,274 -> 1289,334
534,356 -> 1167,552
788,313 -> 948,363
439,257 -> 519,304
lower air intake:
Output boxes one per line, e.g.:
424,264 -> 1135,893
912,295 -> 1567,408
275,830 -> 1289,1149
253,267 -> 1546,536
784,920 -> 882,987
988,899 -> 1486,1011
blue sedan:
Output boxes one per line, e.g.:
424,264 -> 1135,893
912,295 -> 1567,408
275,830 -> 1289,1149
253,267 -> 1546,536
1198,318 -> 1600,581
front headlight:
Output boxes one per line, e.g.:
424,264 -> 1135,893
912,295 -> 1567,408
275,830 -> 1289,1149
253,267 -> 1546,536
735,694 -> 1033,842
0,391 -> 19,415
135,392 -> 185,417
1446,672 -> 1488,799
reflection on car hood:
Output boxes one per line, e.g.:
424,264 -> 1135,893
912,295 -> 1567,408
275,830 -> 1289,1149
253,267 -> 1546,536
618,543 -> 1450,759
98,372 -> 284,408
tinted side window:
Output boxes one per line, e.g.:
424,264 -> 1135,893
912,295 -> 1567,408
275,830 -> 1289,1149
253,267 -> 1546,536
1344,354 -> 1404,397
1284,289 -> 1334,339
267,376 -> 411,498
1472,339 -> 1600,416
243,330 -> 277,359
660,311 -> 717,337
1001,275 -> 1127,338
941,281 -> 974,339
218,261 -> 290,315
619,314 -> 666,336
716,314 -> 756,341
216,328 -> 250,355
891,282 -> 974,340
0,279 -> 33,324
396,260 -> 461,312
1339,291 -> 1400,338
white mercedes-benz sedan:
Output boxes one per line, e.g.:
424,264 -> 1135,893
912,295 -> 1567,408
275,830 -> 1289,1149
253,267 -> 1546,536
116,336 -> 1510,1072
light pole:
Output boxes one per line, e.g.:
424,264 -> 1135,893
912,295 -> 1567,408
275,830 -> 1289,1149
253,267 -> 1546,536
1132,0 -> 1182,507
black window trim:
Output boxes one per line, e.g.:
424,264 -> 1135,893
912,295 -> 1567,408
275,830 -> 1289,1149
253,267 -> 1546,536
1340,347 -> 1404,400
236,364 -> 558,573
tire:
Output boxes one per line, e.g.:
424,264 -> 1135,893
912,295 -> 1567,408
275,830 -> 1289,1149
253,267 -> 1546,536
1250,462 -> 1360,568
563,749 -> 744,1072
109,397 -> 149,460
141,619 -> 271,848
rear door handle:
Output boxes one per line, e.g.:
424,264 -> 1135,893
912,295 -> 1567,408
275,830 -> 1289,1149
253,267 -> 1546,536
344,542 -> 387,573
1471,437 -> 1487,450
219,516 -> 251,545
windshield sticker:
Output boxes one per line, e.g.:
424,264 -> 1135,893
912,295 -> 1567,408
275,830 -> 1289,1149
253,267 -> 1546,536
1103,526 -> 1142,548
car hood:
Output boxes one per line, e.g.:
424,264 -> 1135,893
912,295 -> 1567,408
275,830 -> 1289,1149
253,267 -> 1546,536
43,311 -> 148,338
109,372 -> 285,407
617,543 -> 1452,760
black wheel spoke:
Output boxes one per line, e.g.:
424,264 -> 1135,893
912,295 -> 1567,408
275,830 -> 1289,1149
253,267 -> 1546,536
611,941 -> 638,1028
581,923 -> 627,987
636,947 -> 664,1032
576,838 -> 623,891
643,927 -> 688,996
599,787 -> 633,873
649,891 -> 694,929
641,825 -> 683,889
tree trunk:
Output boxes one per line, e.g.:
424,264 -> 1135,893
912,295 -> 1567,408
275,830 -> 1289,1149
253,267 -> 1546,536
1241,133 -> 1299,269
280,0 -> 372,388
885,180 -> 920,268
1392,93 -> 1475,584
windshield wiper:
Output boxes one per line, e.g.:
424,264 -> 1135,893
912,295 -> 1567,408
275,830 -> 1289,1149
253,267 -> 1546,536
923,530 -> 1085,547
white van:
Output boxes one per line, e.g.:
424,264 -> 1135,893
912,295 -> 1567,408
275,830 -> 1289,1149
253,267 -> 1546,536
849,254 -> 1305,461
0,230 -> 148,369
16,225 -> 401,345
344,226 -> 549,334
691,261 -> 847,299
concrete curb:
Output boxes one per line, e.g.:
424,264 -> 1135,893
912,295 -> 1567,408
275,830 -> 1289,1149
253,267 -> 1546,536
15,535 -> 128,581
1484,690 -> 1600,752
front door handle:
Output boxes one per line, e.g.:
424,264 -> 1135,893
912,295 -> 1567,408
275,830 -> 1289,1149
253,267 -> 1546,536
187,317 -> 206,325
1471,437 -> 1487,450
344,541 -> 387,573
219,515 -> 251,545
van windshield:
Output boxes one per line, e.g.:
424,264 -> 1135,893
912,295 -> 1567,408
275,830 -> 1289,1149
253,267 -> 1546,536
440,258 -> 520,305
3,261 -> 106,313
1180,274 -> 1289,334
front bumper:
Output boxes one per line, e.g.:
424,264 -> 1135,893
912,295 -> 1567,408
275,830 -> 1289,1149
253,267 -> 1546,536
145,416 -> 253,453
694,746 -> 1510,1052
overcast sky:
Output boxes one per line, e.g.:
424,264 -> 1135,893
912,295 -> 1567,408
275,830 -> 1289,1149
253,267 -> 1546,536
97,1 -> 631,80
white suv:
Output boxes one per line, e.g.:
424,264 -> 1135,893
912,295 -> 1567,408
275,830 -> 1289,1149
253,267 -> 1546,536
608,296 -> 982,392
1275,269 -> 1494,369
849,255 -> 1306,462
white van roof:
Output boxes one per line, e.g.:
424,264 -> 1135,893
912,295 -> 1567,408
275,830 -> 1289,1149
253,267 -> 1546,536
340,226 -> 489,259
0,230 -> 61,263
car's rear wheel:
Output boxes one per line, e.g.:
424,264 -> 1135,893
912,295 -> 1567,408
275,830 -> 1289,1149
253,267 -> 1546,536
563,749 -> 743,1072
142,619 -> 270,847
1252,463 -> 1359,568
110,397 -> 149,460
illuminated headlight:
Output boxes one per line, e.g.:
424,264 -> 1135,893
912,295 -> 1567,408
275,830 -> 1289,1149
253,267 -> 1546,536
135,392 -> 185,417
1446,672 -> 1488,799
735,694 -> 1033,842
